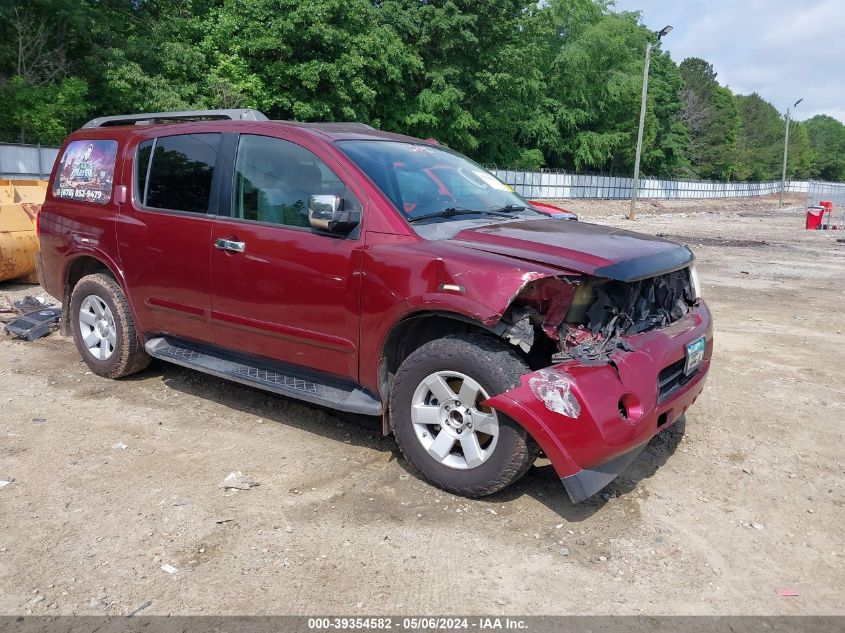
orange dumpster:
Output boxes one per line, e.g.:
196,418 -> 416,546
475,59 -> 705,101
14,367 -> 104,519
0,180 -> 46,283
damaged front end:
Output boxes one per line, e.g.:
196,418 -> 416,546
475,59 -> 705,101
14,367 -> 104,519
488,264 -> 711,502
501,266 -> 699,365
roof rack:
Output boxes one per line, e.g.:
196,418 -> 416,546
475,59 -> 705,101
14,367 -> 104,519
82,109 -> 268,128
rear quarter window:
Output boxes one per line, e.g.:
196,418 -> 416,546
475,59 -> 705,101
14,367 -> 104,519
53,139 -> 118,204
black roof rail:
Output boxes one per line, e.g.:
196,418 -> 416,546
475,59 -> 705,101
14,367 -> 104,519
82,109 -> 268,128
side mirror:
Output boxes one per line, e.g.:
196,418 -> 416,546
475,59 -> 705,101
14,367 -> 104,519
308,194 -> 359,233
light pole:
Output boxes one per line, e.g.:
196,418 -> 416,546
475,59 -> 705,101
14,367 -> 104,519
629,25 -> 673,221
779,97 -> 803,208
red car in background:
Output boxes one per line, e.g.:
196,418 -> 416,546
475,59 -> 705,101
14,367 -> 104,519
37,109 -> 711,502
528,199 -> 578,220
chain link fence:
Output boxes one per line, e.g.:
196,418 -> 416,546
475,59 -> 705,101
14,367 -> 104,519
806,180 -> 845,228
487,167 -> 810,200
806,180 -> 845,207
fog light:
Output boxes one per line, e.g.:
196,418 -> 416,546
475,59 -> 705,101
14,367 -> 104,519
618,393 -> 643,424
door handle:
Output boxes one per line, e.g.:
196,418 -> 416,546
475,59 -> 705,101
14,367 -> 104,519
214,238 -> 246,253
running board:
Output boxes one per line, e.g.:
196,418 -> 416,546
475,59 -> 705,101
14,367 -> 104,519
145,337 -> 382,416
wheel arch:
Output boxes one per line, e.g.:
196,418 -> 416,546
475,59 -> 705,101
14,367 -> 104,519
378,310 -> 504,433
61,254 -> 134,337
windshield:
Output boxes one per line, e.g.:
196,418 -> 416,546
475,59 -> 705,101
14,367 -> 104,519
336,140 -> 529,222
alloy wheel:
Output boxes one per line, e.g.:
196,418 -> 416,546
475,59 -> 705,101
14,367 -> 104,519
78,295 -> 117,360
410,371 -> 500,470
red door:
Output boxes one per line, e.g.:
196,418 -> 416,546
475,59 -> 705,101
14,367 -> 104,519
116,132 -> 223,342
209,133 -> 363,380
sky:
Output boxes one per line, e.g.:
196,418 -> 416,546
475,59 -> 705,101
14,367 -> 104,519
611,0 -> 845,123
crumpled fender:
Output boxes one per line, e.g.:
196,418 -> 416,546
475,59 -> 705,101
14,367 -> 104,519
359,235 -> 573,393
483,302 -> 712,480
483,352 -> 666,479
484,352 -> 655,477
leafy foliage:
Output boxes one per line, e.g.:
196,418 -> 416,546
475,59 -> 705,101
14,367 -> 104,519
0,0 -> 841,181
805,115 -> 845,181
679,58 -> 740,179
733,93 -> 811,181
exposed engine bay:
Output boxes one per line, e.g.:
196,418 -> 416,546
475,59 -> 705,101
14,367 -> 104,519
503,268 -> 698,365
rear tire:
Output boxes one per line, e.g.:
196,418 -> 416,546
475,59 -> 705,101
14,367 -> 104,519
70,273 -> 150,379
390,334 -> 537,497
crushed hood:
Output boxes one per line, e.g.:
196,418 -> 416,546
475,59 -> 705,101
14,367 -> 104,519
448,218 -> 693,282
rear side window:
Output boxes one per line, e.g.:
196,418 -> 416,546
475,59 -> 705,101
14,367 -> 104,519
53,139 -> 118,204
136,133 -> 220,213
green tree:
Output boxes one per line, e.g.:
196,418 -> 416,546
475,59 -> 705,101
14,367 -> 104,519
201,0 -> 415,123
805,115 -> 845,181
0,75 -> 88,144
643,47 -> 691,177
0,0 -> 838,183
89,1 -> 222,113
0,2 -> 90,143
734,93 -> 785,181
786,119 -> 812,180
678,57 -> 740,179
375,0 -> 550,166
541,4 -> 689,176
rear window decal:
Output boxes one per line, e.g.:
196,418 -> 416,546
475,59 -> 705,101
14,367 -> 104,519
54,140 -> 118,204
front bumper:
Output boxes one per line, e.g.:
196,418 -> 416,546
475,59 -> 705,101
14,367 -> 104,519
484,301 -> 713,503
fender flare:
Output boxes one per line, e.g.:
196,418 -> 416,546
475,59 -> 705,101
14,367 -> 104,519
60,251 -> 142,339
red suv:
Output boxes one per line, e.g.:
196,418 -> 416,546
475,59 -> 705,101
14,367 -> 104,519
37,109 -> 712,502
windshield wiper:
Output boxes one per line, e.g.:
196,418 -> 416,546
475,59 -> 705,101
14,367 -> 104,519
407,207 -> 514,223
487,204 -> 527,214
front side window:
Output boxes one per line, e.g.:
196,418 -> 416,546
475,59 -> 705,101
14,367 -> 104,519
232,134 -> 356,228
137,133 -> 220,213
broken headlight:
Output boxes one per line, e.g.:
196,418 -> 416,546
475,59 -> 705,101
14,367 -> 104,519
689,265 -> 702,300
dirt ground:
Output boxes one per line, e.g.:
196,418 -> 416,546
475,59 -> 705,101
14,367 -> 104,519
0,193 -> 843,616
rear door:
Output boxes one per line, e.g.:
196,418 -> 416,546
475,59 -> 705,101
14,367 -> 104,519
209,132 -> 364,380
116,132 -> 223,343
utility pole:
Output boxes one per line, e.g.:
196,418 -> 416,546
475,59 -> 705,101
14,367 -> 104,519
630,25 -> 672,221
779,98 -> 803,208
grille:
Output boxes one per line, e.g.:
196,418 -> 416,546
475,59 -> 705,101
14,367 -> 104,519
657,358 -> 698,403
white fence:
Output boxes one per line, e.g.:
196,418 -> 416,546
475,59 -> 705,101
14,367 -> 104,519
0,143 -> 59,179
488,168 -> 810,200
0,142 -> 830,202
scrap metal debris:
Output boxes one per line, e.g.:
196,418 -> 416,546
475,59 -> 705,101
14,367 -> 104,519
502,308 -> 535,353
585,270 -> 694,337
552,269 -> 694,362
13,295 -> 53,311
3,306 -> 62,341
127,600 -> 153,617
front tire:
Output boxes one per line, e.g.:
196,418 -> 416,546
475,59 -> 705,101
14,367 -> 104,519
70,273 -> 150,379
390,334 -> 537,497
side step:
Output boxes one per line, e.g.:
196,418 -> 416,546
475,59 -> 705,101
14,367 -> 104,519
145,337 -> 382,416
